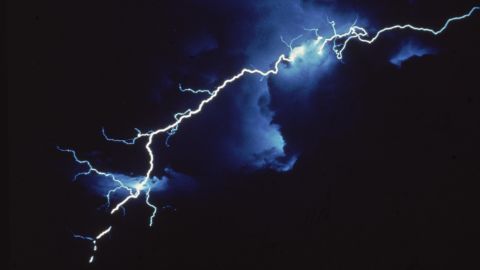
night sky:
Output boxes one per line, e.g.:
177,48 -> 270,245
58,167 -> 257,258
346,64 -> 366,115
8,0 -> 480,269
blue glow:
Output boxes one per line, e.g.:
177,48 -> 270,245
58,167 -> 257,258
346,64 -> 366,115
221,79 -> 294,171
390,41 -> 434,66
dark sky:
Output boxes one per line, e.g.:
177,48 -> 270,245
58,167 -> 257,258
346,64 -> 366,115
8,0 -> 480,269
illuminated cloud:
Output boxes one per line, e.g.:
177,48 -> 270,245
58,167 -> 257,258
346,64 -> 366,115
390,41 -> 435,66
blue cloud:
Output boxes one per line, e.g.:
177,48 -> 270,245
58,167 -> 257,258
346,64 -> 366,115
81,166 -> 196,199
225,78 -> 295,172
390,41 -> 434,66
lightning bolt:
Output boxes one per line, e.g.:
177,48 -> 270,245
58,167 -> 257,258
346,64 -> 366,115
60,6 -> 479,263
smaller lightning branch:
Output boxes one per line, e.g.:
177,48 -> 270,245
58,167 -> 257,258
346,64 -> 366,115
73,226 -> 112,264
281,34 -> 307,60
178,83 -> 213,95
280,34 -> 304,52
57,147 -> 135,196
101,127 -> 142,145
62,6 -> 479,263
164,125 -> 178,147
145,187 -> 157,226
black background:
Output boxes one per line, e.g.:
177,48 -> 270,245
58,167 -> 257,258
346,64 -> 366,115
8,0 -> 480,269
